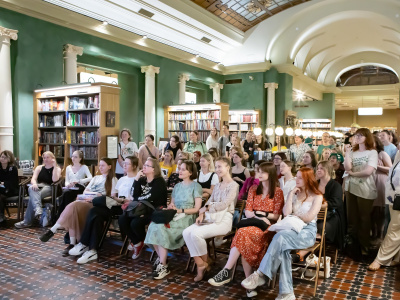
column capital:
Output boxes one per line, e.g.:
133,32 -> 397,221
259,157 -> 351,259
210,83 -> 224,90
63,44 -> 83,56
178,73 -> 190,83
0,26 -> 18,41
141,65 -> 160,77
264,82 -> 278,89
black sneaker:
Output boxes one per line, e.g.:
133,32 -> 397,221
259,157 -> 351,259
62,245 -> 74,257
39,230 -> 54,242
208,268 -> 232,286
153,264 -> 170,280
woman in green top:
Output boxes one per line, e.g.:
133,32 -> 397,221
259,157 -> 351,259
183,131 -> 207,154
145,160 -> 203,280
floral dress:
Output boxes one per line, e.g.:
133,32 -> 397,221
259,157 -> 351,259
145,181 -> 202,250
231,185 -> 284,268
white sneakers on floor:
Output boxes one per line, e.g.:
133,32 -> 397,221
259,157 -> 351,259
69,243 -> 88,256
77,250 -> 98,264
241,271 -> 266,290
275,293 -> 296,300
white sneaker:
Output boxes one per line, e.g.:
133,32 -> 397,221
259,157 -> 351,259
35,207 -> 43,217
68,243 -> 88,256
153,263 -> 170,280
77,250 -> 98,264
127,242 -> 134,251
276,293 -> 295,300
14,221 -> 31,229
246,290 -> 258,298
241,271 -> 266,290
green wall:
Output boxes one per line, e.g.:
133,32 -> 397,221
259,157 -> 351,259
0,7 -> 221,159
293,93 -> 336,127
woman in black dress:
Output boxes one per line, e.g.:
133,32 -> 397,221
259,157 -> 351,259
0,150 -> 19,227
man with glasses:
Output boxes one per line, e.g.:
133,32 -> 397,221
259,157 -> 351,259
317,132 -> 334,161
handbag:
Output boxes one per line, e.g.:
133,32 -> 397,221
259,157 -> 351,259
236,217 -> 269,231
204,207 -> 228,224
300,254 -> 331,280
269,215 -> 306,233
151,209 -> 177,224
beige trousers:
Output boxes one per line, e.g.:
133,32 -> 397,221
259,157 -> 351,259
376,205 -> 400,266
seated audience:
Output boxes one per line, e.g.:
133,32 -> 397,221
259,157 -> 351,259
271,136 -> 287,152
138,134 -> 159,168
183,157 -> 239,282
302,150 -> 317,170
289,135 -> 311,165
232,152 -> 250,190
167,159 -> 183,190
255,135 -> 271,151
160,150 -> 176,179
56,150 -> 92,219
238,160 -> 266,200
162,135 -> 182,163
183,131 -> 207,155
206,128 -> 219,150
329,153 -> 345,186
321,147 -> 332,161
241,167 -> 323,300
119,158 -> 167,259
208,162 -> 284,297
242,131 -> 255,165
226,136 -> 241,157
279,160 -> 296,202
0,150 -> 19,227
38,158 -> 117,255
273,152 -> 287,178
116,128 -> 138,179
193,151 -> 201,171
195,154 -> 219,199
15,151 -> 61,229
207,147 -> 219,161
145,161 -> 202,279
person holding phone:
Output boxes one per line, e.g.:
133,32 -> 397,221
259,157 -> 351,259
15,151 -> 61,229
183,157 -> 239,282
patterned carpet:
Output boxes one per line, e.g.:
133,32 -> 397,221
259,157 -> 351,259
0,221 -> 399,300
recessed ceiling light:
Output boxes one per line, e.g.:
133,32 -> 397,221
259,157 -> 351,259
102,21 -> 108,26
195,54 -> 200,58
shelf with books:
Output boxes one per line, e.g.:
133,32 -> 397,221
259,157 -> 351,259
164,103 -> 229,143
34,83 -> 120,171
228,109 -> 260,139
299,119 -> 331,130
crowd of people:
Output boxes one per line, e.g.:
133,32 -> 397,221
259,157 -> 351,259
1,124 -> 400,299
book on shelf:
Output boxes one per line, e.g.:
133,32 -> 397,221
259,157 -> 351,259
68,95 -> 99,110
38,99 -> 65,112
70,145 -> 98,159
67,112 -> 99,126
168,112 -> 193,120
230,124 -> 238,131
240,124 -> 249,130
241,114 -> 258,122
67,130 -> 99,144
229,115 -> 238,122
39,132 -> 65,144
39,114 -> 64,127
39,144 -> 64,157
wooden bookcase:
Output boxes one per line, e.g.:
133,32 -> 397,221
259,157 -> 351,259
33,83 -> 120,172
164,103 -> 229,143
228,109 -> 261,139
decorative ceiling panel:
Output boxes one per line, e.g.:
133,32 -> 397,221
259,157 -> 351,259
191,0 -> 310,31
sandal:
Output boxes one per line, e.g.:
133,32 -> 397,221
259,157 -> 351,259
367,260 -> 381,271
194,262 -> 209,282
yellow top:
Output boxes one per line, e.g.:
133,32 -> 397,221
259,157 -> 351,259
160,161 -> 176,178
271,146 -> 287,152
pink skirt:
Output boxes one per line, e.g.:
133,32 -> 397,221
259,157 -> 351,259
57,200 -> 92,241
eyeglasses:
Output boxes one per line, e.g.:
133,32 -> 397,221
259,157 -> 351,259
273,157 -> 282,160
354,134 -> 364,138
143,164 -> 154,168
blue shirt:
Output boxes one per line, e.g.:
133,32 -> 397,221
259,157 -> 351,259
384,143 -> 397,162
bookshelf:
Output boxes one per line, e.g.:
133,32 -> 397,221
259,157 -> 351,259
164,103 -> 229,143
299,119 -> 331,130
33,83 -> 120,172
228,110 -> 260,139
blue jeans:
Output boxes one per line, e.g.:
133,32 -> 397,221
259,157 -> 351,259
24,185 -> 52,225
258,222 -> 317,294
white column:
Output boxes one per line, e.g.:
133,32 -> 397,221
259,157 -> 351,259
63,44 -> 83,84
210,83 -> 224,103
178,74 -> 190,104
0,26 -> 18,152
264,83 -> 279,127
141,65 -> 160,137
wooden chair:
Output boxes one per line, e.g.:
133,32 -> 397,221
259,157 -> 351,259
3,175 -> 31,220
272,206 -> 328,297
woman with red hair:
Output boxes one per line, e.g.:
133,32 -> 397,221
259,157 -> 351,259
241,167 -> 323,300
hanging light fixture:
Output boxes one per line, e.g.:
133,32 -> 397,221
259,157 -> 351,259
254,127 -> 262,135
285,127 -> 294,136
266,127 -> 274,136
275,126 -> 284,136
295,128 -> 302,136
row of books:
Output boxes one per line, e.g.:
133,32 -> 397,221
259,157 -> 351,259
67,112 -> 99,126
229,114 -> 259,123
70,146 -> 98,159
168,110 -> 221,120
301,123 -> 331,128
39,132 -> 65,144
69,95 -> 99,110
38,99 -> 65,112
229,123 -> 256,131
169,131 -> 208,142
67,130 -> 99,144
39,145 -> 64,158
168,120 -> 220,131
39,115 -> 64,127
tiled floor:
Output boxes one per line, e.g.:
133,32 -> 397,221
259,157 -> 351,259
0,222 -> 399,300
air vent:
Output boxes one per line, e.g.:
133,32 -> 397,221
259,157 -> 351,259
225,79 -> 242,84
138,8 -> 154,18
383,98 -> 393,101
386,102 -> 395,104
201,37 -> 212,43
294,105 -> 309,108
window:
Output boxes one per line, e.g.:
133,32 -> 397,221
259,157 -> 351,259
185,91 -> 197,104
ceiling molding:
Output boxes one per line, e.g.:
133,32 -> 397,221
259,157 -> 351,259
222,61 -> 271,75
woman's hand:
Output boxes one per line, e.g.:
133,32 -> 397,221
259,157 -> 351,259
135,170 -> 144,181
290,187 -> 301,195
233,177 -> 242,182
347,170 -> 354,176
52,159 -> 59,168
260,217 -> 271,225
96,193 -> 102,197
196,213 -> 204,224
31,184 -> 39,191
199,206 -> 207,214
85,198 -> 93,203
167,203 -> 176,210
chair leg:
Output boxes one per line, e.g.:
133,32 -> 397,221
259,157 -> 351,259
120,236 -> 129,256
334,248 -> 338,265
231,260 -> 238,280
186,257 -> 192,272
5,206 -> 10,218
150,250 -> 155,262
98,219 -> 112,249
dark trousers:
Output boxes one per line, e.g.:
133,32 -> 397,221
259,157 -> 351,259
80,205 -> 122,250
0,194 -> 6,222
56,186 -> 85,220
118,213 -> 151,245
